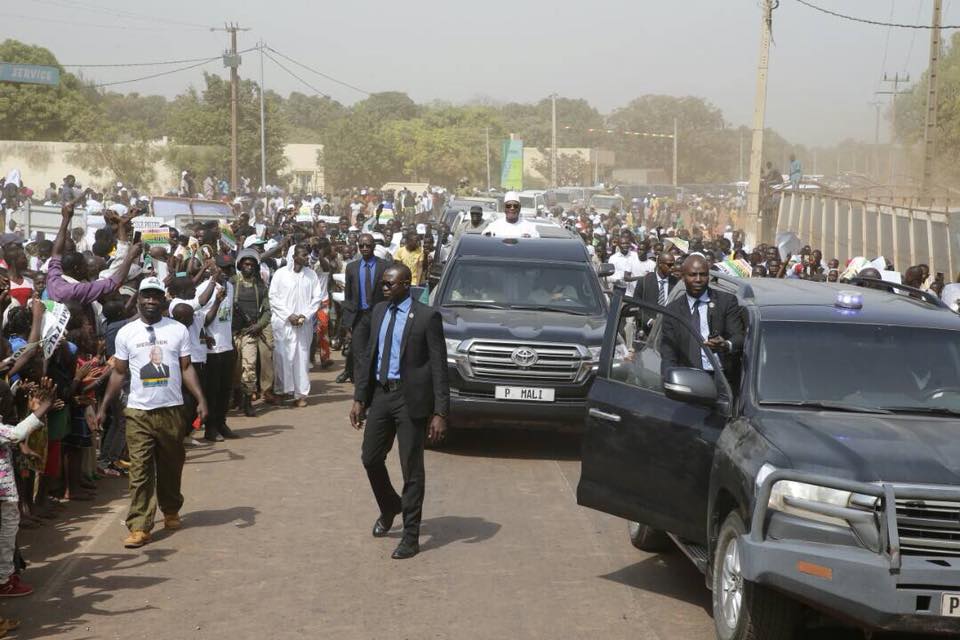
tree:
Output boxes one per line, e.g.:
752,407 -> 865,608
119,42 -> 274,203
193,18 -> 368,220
66,139 -> 161,191
279,91 -> 346,143
165,73 -> 287,188
0,39 -> 101,141
533,151 -> 592,186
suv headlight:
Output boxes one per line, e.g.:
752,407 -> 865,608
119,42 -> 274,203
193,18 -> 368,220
445,339 -> 464,353
757,464 -> 878,528
587,346 -> 602,363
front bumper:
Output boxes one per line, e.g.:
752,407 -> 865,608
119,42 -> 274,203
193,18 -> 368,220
740,534 -> 960,633
744,470 -> 960,633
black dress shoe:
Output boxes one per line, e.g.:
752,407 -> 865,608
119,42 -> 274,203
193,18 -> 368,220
372,512 -> 397,538
391,540 -> 419,560
219,425 -> 241,439
335,372 -> 352,384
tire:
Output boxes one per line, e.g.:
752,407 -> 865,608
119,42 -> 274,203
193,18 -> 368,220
712,512 -> 800,640
627,521 -> 672,552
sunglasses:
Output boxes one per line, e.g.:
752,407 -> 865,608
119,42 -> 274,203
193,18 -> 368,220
358,243 -> 374,248
505,203 -> 520,210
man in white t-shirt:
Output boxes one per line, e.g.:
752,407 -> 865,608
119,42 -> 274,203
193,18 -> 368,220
169,275 -> 217,446
483,192 -> 539,239
202,256 -> 237,441
95,277 -> 207,549
607,234 -> 644,297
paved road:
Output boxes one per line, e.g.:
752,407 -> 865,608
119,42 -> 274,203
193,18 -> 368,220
4,359 -> 905,639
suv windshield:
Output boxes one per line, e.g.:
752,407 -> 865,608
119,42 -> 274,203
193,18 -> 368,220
441,261 -> 602,315
519,196 -> 537,209
590,196 -> 620,209
758,321 -> 960,413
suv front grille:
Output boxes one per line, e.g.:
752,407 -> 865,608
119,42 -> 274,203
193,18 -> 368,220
894,499 -> 960,556
465,340 -> 585,382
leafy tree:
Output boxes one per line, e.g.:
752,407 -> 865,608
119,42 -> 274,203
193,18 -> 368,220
533,151 -> 592,186
66,139 -> 161,190
279,91 -> 346,143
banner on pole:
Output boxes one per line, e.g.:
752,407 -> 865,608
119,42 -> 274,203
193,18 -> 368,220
500,139 -> 523,191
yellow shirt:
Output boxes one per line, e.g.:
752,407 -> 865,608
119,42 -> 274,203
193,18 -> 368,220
394,246 -> 424,285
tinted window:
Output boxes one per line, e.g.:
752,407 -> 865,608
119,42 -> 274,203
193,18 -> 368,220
440,261 -> 602,315
758,321 -> 960,412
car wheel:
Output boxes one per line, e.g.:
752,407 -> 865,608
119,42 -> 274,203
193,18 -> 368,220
627,521 -> 671,552
711,512 -> 800,640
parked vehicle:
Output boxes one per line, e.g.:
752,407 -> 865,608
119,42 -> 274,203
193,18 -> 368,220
578,276 -> 960,638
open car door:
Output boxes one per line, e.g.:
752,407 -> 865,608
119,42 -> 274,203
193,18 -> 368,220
576,288 -> 733,544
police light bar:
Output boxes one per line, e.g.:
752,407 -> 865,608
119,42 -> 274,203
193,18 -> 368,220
835,291 -> 863,310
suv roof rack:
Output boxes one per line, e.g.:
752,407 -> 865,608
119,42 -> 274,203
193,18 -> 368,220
709,271 -> 755,301
848,278 -> 948,309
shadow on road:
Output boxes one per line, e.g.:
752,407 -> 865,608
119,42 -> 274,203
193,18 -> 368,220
601,551 -> 712,614
180,505 -> 259,529
231,423 -> 294,438
12,548 -> 175,639
388,515 -> 502,551
437,429 -> 582,461
184,447 -> 246,465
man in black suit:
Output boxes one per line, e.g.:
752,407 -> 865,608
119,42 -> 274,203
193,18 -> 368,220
634,252 -> 677,337
660,254 -> 745,378
337,233 -> 388,384
350,263 -> 449,560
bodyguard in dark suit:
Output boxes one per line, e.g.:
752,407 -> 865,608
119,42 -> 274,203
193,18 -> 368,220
634,252 -> 677,335
349,263 -> 450,560
338,233 -> 388,384
660,255 -> 745,378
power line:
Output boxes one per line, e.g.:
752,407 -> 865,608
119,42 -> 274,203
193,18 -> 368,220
63,56 -> 220,68
261,50 -> 335,100
30,0 -> 212,30
92,57 -> 220,88
904,0 -> 927,70
264,46 -> 371,96
0,11 -> 187,31
795,0 -> 960,28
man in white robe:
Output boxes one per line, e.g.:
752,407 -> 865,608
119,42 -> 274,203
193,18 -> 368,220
269,243 -> 325,407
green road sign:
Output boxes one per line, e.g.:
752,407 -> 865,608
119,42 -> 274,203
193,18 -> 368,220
0,63 -> 60,86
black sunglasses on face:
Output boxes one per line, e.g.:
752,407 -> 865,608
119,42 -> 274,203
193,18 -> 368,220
505,204 -> 520,210
358,243 -> 374,248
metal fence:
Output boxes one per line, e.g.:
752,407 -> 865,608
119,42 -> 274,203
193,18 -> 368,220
774,191 -> 960,278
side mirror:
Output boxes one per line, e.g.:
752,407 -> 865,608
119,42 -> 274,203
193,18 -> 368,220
663,367 -> 718,406
598,263 -> 615,278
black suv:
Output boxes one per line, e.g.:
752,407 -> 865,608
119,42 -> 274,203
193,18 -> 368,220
577,275 -> 960,638
433,232 -> 612,431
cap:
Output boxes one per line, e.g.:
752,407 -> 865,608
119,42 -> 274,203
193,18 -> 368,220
243,235 -> 267,249
215,255 -> 234,268
504,191 -> 520,204
264,239 -> 280,253
138,276 -> 165,294
469,205 -> 483,214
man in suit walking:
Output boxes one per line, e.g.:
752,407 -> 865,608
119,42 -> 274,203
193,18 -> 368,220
634,252 -> 677,338
337,233 -> 388,384
349,263 -> 449,560
660,254 -> 745,378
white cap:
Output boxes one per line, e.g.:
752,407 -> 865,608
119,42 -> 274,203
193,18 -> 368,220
264,239 -> 280,253
504,191 -> 520,204
107,203 -> 128,216
243,235 -> 266,249
138,276 -> 165,294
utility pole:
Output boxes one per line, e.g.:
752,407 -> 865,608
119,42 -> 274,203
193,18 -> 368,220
215,23 -> 249,192
869,101 -> 882,180
745,0 -> 775,246
877,72 -> 910,185
258,41 -> 267,192
672,118 -> 679,187
550,94 -> 558,188
921,0 -> 943,195
485,126 -> 491,191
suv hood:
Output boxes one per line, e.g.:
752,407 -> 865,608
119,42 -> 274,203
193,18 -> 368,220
756,410 -> 960,485
440,306 -> 606,346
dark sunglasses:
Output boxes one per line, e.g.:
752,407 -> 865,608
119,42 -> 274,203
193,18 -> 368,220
505,203 -> 520,210
358,242 -> 374,248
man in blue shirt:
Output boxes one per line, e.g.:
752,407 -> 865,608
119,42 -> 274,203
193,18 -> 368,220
350,264 -> 450,560
338,233 -> 387,384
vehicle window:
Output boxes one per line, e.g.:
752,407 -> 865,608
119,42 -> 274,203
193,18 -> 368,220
608,303 -> 664,393
519,196 -> 535,209
590,196 -> 621,209
758,322 -> 960,413
440,261 -> 602,315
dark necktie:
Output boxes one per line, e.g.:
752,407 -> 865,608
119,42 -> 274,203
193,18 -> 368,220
378,305 -> 399,384
364,262 -> 374,308
690,299 -> 704,367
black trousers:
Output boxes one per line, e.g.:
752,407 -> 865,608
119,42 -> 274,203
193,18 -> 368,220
183,362 -> 203,438
204,351 -> 234,435
361,386 -> 427,541
349,310 -> 373,379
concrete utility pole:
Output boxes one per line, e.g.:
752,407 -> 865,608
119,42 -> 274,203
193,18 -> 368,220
485,126 -> 491,191
877,72 -> 910,185
672,118 -> 679,187
745,0 -> 775,246
550,94 -> 558,188
216,23 -> 249,192
258,41 -> 267,192
921,0 -> 943,195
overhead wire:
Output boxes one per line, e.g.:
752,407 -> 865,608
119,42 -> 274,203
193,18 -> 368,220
0,11 -> 187,31
92,57 -> 220,88
63,56 -> 222,68
261,49 -> 335,100
29,0 -> 212,30
795,0 -> 960,29
904,0 -> 927,70
263,46 -> 371,96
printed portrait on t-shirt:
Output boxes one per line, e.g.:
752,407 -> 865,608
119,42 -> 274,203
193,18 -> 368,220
139,346 -> 171,387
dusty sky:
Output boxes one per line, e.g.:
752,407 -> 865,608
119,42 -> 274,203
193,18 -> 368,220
5,0 -> 953,146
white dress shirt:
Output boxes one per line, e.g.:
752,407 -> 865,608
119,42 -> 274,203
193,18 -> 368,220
685,291 -> 713,371
608,250 -> 643,296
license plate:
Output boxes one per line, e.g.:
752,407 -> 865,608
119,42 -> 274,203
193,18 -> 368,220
942,593 -> 960,617
495,386 -> 555,402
